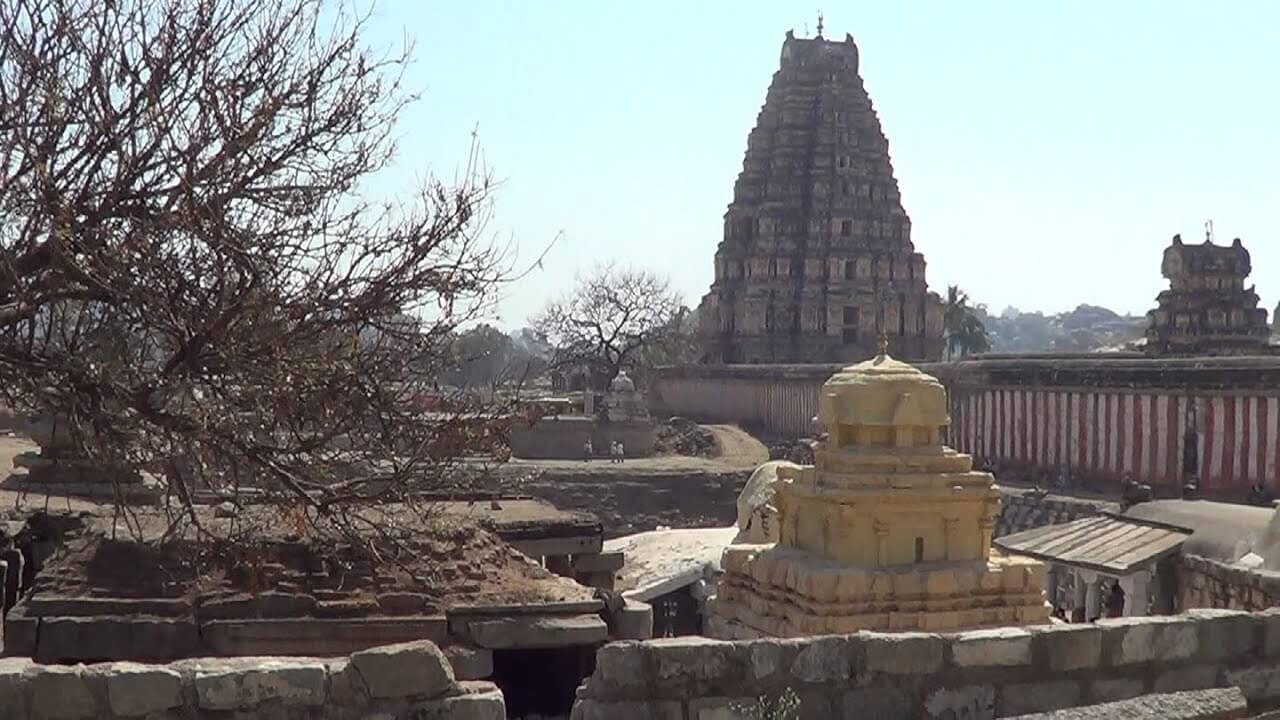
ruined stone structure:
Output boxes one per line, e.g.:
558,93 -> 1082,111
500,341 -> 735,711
707,347 -> 1049,637
1145,235 -> 1272,356
697,28 -> 944,364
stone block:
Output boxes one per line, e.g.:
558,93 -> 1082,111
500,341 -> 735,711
28,665 -> 98,720
349,639 -> 455,699
1100,616 -> 1198,666
951,627 -> 1032,667
0,657 -> 33,718
844,687 -> 912,719
89,661 -> 183,717
1001,680 -> 1081,717
1225,662 -> 1280,703
1262,607 -> 1280,657
573,552 -> 625,573
444,645 -> 494,680
2,608 -> 37,656
130,617 -> 202,660
184,657 -> 327,710
649,636 -> 747,694
924,685 -> 994,720
688,696 -> 754,720
1186,609 -> 1258,662
255,591 -> 317,617
571,699 -> 683,720
36,616 -> 131,662
409,682 -> 506,720
863,632 -> 944,675
1004,687 -> 1248,720
326,658 -> 366,706
789,635 -> 856,682
748,638 -> 796,684
593,642 -> 646,693
1154,664 -> 1219,694
614,600 -> 653,640
467,613 -> 608,649
1090,677 -> 1145,704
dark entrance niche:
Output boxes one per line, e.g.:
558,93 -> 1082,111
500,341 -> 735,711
651,586 -> 702,637
491,645 -> 598,718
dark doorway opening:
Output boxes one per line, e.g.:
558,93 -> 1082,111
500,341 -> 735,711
491,645 -> 598,718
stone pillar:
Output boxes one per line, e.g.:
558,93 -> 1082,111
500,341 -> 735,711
1120,570 -> 1151,617
1046,567 -> 1060,609
873,519 -> 890,565
1071,569 -> 1087,622
0,549 -> 20,615
1082,570 -> 1101,621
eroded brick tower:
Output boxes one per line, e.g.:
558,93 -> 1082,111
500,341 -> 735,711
697,29 -> 944,364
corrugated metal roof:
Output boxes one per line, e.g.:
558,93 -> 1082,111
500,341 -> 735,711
994,513 -> 1192,575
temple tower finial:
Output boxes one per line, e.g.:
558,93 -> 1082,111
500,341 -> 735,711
816,10 -> 825,38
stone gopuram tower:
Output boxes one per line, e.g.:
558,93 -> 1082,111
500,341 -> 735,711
1145,234 -> 1273,356
697,29 -> 944,364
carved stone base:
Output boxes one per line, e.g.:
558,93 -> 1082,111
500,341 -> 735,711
9,452 -> 163,503
706,544 -> 1050,637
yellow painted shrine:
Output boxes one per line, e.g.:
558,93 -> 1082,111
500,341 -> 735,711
707,344 -> 1049,637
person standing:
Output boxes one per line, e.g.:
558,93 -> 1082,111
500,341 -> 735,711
583,439 -> 593,462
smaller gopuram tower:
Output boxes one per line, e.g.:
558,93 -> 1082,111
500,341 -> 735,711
707,341 -> 1049,637
1145,234 -> 1273,356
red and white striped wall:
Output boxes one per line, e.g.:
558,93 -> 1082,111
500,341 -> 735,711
950,389 -> 1280,491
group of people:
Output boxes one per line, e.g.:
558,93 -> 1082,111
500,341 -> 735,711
581,439 -> 626,463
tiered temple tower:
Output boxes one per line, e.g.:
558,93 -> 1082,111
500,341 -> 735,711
697,28 -> 944,364
1145,235 -> 1273,356
707,343 -> 1048,637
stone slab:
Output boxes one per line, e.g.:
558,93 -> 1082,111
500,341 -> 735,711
444,645 -> 494,680
27,665 -> 97,720
201,616 -> 447,656
951,627 -> 1032,667
1004,687 -> 1248,720
349,639 -> 455,699
90,661 -> 183,717
466,613 -> 608,649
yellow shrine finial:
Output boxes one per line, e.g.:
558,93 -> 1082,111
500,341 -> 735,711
877,333 -> 889,356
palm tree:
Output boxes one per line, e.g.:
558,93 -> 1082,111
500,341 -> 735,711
944,285 -> 991,359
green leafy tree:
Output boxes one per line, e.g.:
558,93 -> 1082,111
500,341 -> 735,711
944,285 -> 991,360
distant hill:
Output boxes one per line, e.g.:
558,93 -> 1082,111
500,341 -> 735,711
976,304 -> 1146,353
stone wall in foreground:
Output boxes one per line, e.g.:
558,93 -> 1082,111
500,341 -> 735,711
572,609 -> 1280,719
0,639 -> 504,720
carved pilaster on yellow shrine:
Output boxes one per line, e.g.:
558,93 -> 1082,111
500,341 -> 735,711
707,344 -> 1049,638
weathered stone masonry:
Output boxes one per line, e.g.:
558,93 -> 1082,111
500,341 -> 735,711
0,639 -> 504,719
572,609 -> 1280,719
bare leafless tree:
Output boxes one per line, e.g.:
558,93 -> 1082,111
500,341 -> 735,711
533,264 -> 689,394
0,0 -> 516,543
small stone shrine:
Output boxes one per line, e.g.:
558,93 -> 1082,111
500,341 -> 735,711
603,370 -> 649,422
9,413 -> 162,503
707,340 -> 1049,637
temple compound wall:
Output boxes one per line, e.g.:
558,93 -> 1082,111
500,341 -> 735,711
1180,554 -> 1280,612
652,355 -> 1280,494
0,639 -> 506,720
572,609 -> 1280,719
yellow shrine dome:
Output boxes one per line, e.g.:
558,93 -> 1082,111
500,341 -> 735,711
818,349 -> 949,435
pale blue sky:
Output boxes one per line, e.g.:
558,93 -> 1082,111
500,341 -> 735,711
366,1 -> 1280,328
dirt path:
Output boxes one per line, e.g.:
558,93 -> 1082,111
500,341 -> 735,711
704,424 -> 769,466
502,423 -> 767,475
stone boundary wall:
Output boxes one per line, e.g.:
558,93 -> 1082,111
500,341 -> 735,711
652,357 -> 1280,495
571,609 -> 1280,720
1180,554 -> 1280,612
995,489 -> 1115,538
0,639 -> 505,720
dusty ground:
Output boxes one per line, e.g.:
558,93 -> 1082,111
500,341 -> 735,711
502,424 -> 767,476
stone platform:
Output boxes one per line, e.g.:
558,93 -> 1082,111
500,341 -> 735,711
708,544 -> 1049,636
